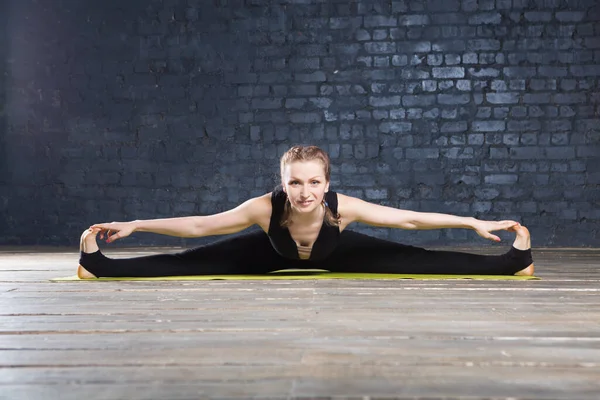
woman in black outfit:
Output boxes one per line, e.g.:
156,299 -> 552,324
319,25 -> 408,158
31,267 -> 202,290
78,145 -> 534,278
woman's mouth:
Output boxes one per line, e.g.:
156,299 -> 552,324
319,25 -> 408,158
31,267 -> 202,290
297,200 -> 313,207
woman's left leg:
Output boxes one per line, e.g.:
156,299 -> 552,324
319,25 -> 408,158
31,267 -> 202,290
324,227 -> 533,276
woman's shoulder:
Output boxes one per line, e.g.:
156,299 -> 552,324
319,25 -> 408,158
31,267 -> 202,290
241,192 -> 273,232
335,192 -> 363,218
248,192 -> 274,211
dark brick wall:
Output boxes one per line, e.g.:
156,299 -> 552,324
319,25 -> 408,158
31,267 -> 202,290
1,0 -> 599,247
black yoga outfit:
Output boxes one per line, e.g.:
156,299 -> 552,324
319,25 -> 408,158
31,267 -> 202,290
79,188 -> 533,277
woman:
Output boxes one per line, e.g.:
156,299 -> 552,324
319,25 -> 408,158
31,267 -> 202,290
78,145 -> 534,278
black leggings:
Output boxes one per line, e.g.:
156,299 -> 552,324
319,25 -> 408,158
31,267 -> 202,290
79,230 -> 533,277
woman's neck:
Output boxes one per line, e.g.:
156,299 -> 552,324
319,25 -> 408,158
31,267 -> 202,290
290,202 -> 325,225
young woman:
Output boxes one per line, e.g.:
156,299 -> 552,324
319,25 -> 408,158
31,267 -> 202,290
77,145 -> 534,278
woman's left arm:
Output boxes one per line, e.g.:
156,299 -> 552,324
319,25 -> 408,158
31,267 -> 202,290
339,194 -> 519,242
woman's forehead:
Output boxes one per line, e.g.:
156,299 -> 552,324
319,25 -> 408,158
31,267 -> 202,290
283,160 -> 325,177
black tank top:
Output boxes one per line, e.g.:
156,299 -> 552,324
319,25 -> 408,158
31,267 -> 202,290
268,187 -> 340,261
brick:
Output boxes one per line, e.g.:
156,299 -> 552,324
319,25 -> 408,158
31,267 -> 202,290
507,120 -> 542,132
494,108 -> 510,119
399,14 -> 430,25
364,70 -> 396,80
438,80 -> 455,90
284,98 -> 306,109
496,0 -> 512,8
462,0 -> 478,12
422,80 -> 437,91
473,121 -> 506,132
369,96 -> 401,107
295,72 -> 327,82
441,121 -> 468,132
476,107 -> 492,119
555,11 -> 585,22
296,44 -> 328,57
545,120 -> 572,132
427,54 -> 443,66
529,79 -> 550,91
503,67 -> 537,77
406,148 -> 440,159
407,108 -> 423,119
391,1 -> 409,13
472,201 -> 492,213
510,107 -> 527,118
467,39 -> 501,50
309,97 -> 332,109
484,174 -> 518,184
373,29 -> 389,40
400,41 -> 432,52
379,122 -> 412,133
432,13 -> 467,24
490,147 -> 508,159
402,95 -> 436,107
538,66 -> 568,77
445,54 -> 461,65
432,40 -> 466,52
545,146 -> 575,159
468,134 -> 485,145
509,147 -> 544,159
392,55 -> 408,66
432,67 -> 464,78
364,16 -> 397,27
289,112 -> 321,123
475,188 -> 500,200
584,37 -> 600,49
355,29 -> 371,41
438,94 -> 470,105
491,80 -> 508,91
523,93 -> 551,104
364,42 -> 396,54
366,189 -> 388,200
486,93 -> 520,104
441,147 -> 474,159
427,0 -> 460,11
553,93 -> 587,104
424,108 -> 441,119
456,80 -> 472,91
469,12 -> 502,25
468,68 -> 500,77
251,98 -> 282,109
524,11 -> 552,22
568,65 -> 600,78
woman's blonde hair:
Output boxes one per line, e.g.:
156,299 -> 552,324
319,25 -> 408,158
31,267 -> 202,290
279,145 -> 340,227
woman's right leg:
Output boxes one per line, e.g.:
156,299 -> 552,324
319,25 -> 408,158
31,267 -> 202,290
78,229 -> 282,278
324,225 -> 534,276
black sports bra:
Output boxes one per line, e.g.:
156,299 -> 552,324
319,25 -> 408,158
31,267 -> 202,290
267,187 -> 340,261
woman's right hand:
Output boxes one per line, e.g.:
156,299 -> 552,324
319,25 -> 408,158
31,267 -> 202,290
89,221 -> 136,243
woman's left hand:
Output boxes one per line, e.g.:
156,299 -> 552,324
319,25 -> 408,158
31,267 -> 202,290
472,219 -> 520,242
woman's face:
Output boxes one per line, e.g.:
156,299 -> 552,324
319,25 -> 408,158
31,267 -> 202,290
282,160 -> 330,214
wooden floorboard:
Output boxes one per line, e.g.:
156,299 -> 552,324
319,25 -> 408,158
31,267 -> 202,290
1,246 -> 599,399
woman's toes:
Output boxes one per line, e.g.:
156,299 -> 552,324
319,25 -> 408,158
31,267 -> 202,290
80,228 -> 100,254
511,224 -> 531,250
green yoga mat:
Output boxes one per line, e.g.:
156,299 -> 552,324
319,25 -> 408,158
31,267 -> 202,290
51,269 -> 539,281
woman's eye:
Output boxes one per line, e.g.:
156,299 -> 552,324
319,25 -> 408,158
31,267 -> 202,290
311,181 -> 319,185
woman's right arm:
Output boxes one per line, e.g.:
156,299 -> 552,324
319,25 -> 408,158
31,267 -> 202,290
91,193 -> 272,242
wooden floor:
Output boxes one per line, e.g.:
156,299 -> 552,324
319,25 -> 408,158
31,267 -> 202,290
1,246 -> 599,399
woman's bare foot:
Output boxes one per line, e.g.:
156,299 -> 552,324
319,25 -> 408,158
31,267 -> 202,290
509,224 -> 535,276
77,228 -> 99,279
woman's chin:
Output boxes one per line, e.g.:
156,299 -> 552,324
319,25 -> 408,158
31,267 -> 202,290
292,202 -> 316,212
